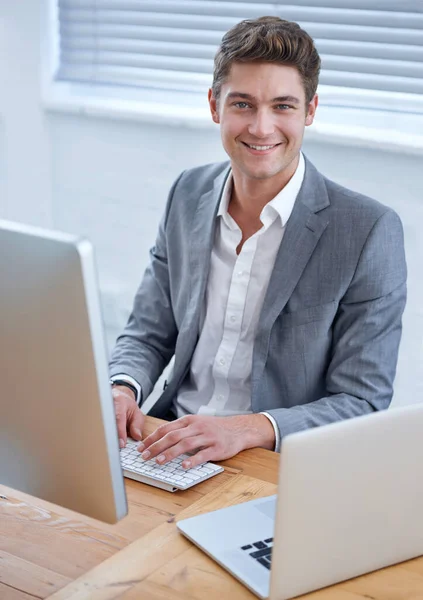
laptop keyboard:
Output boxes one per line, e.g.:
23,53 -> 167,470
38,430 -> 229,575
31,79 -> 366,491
241,537 -> 273,570
120,438 -> 224,491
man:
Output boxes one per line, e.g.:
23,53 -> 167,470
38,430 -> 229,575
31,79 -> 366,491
109,17 -> 407,470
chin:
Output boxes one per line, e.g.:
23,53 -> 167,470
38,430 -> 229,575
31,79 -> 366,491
248,172 -> 276,181
245,166 -> 285,181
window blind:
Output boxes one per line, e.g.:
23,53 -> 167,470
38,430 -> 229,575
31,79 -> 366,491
56,0 -> 423,98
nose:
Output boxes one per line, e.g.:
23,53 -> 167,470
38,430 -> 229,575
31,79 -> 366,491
248,108 -> 275,139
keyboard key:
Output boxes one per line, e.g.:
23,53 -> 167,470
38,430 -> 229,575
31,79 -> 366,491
182,476 -> 195,483
250,547 -> 272,559
195,467 -> 211,474
121,439 -> 223,490
257,557 -> 271,570
241,544 -> 253,551
185,468 -> 205,477
264,537 -> 273,544
253,541 -> 267,550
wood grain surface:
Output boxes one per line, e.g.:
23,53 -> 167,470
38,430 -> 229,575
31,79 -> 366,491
2,416 -> 423,600
0,416 -> 277,599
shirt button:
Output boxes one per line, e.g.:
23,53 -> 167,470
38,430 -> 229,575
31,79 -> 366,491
237,270 -> 244,276
230,315 -> 236,322
218,394 -> 224,401
219,358 -> 225,366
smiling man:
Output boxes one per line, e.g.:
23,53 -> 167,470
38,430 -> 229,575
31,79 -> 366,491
109,17 -> 407,469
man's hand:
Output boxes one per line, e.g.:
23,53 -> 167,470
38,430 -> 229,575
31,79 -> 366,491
111,385 -> 144,448
137,414 -> 275,469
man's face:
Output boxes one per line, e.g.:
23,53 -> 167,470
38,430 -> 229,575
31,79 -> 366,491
209,61 -> 317,183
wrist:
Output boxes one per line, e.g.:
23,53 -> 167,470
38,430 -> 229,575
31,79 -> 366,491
111,382 -> 136,403
239,414 -> 276,451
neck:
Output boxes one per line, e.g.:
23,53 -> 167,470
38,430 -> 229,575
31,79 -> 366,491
230,154 -> 300,220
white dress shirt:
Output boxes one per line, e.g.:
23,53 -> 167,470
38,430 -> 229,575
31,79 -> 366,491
114,153 -> 305,451
175,153 -> 305,448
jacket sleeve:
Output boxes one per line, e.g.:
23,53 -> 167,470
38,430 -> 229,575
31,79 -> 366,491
266,209 -> 407,443
109,172 -> 185,402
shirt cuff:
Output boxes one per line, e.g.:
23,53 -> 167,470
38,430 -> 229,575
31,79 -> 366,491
110,374 -> 142,407
259,412 -> 281,452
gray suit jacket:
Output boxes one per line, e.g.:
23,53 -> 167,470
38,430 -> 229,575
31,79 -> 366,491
110,156 -> 407,440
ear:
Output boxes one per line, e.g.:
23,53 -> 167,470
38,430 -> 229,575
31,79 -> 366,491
208,88 -> 220,124
305,94 -> 318,126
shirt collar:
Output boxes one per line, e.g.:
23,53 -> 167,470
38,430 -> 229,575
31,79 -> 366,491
217,152 -> 305,229
217,173 -> 233,226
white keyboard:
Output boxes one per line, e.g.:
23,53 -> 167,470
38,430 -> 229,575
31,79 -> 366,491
120,438 -> 224,492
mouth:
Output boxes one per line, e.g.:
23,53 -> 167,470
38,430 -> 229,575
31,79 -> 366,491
241,142 -> 282,154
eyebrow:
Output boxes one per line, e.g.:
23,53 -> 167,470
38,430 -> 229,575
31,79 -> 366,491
226,92 -> 301,104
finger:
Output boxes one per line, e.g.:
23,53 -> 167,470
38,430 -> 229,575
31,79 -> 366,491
140,426 -> 192,461
115,411 -> 127,448
182,447 -> 216,469
113,395 -> 128,448
149,432 -> 205,465
128,409 -> 144,441
140,417 -> 192,451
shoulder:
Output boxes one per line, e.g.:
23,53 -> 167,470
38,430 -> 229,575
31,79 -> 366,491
302,157 -> 403,234
173,161 -> 230,197
322,174 -> 399,225
303,155 -> 394,220
162,161 -> 230,231
324,177 -> 405,250
302,157 -> 404,253
164,161 -> 230,223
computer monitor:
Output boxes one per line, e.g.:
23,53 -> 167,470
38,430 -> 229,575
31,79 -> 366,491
0,219 -> 127,523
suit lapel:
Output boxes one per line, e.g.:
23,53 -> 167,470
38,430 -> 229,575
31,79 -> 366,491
252,158 -> 331,393
178,165 -> 231,360
259,203 -> 329,331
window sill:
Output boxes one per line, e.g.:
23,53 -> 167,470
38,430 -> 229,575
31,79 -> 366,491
43,82 -> 423,156
306,105 -> 423,156
43,81 -> 213,129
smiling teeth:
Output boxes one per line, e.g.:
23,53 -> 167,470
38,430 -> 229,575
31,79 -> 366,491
248,144 -> 275,150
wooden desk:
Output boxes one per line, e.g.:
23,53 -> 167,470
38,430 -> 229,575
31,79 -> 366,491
2,416 -> 423,600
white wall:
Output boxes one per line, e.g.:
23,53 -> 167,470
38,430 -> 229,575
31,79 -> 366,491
1,1 -> 421,408
0,3 -> 53,227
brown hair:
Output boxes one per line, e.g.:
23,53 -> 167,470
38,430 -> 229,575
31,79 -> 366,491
212,16 -> 321,105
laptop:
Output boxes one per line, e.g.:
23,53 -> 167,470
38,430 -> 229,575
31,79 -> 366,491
0,219 -> 127,523
178,403 -> 423,599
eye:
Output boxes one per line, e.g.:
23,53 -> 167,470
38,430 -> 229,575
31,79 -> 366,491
234,102 -> 250,109
275,104 -> 292,110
